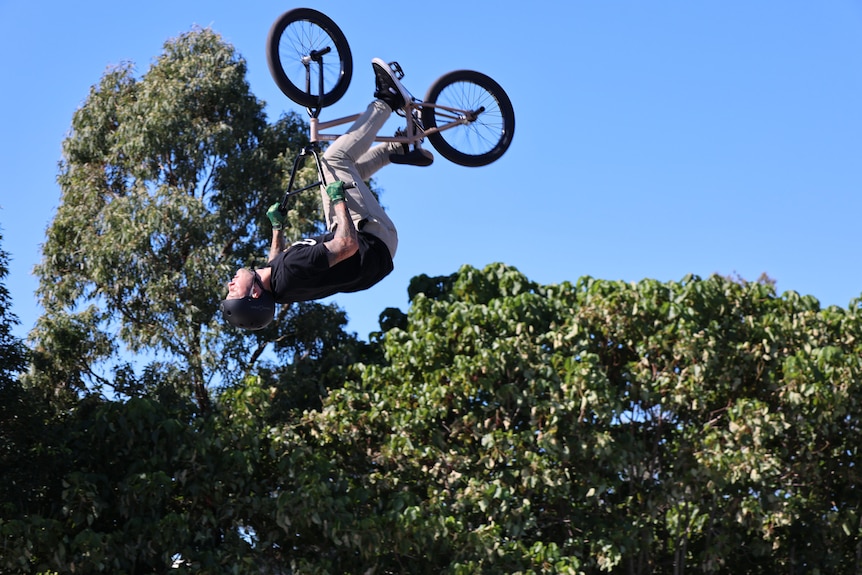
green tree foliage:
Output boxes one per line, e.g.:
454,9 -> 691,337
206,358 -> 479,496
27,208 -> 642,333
0,228 -> 27,387
270,264 -> 862,574
0,232 -> 71,574
0,229 -> 43,521
4,262 -> 862,573
30,28 -> 356,411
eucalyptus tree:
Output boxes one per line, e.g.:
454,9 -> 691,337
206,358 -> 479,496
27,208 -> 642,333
31,28 -> 351,411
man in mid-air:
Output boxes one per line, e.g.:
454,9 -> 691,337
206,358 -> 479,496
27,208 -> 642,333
220,58 -> 433,330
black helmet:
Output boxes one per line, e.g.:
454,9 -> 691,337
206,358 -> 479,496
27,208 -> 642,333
220,290 -> 275,330
221,269 -> 275,330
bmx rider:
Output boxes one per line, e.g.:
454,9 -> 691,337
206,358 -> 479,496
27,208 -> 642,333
220,59 -> 432,330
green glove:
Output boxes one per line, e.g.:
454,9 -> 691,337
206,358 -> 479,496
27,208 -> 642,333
266,202 -> 286,230
326,180 -> 346,205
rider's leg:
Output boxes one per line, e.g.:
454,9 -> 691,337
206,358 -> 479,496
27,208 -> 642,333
356,135 -> 433,176
319,99 -> 399,258
354,142 -> 400,180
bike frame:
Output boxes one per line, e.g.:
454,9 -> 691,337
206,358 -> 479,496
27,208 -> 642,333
278,53 -> 477,212
308,99 -> 473,147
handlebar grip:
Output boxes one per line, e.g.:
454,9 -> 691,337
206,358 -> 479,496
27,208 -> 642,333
309,46 -> 332,61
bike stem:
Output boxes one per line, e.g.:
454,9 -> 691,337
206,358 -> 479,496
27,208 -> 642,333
301,47 -> 331,121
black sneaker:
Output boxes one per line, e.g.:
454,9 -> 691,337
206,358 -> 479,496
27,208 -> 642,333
372,58 -> 412,111
390,129 -> 434,166
390,148 -> 434,167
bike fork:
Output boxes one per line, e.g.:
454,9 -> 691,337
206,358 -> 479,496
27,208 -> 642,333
278,144 -> 329,213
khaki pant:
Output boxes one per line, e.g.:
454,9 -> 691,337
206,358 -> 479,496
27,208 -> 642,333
319,100 -> 400,258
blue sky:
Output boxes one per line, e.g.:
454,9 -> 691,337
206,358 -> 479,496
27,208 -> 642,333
1,1 -> 861,343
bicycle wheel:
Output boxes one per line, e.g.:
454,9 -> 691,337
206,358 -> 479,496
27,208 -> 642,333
266,8 -> 352,108
421,70 -> 515,167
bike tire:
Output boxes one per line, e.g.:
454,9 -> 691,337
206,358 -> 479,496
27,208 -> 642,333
421,70 -> 515,167
266,8 -> 353,108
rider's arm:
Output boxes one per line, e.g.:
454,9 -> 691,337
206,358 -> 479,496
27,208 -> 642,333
269,228 -> 286,263
266,203 -> 288,262
322,201 -> 358,266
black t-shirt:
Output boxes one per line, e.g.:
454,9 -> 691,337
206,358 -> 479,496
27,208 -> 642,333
268,230 -> 393,304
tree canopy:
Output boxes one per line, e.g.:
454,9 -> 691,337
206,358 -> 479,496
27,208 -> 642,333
4,259 -> 862,573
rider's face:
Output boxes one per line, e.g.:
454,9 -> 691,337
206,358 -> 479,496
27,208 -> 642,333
225,268 -> 256,300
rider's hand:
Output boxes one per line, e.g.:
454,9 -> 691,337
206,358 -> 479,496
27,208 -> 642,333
266,203 -> 287,230
326,181 -> 346,205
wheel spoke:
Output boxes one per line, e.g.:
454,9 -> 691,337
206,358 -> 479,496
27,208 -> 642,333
435,82 -> 505,156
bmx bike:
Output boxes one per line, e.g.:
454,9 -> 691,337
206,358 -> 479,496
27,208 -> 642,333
265,7 -> 516,211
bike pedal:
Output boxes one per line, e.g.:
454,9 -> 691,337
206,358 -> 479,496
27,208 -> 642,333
388,61 -> 405,80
